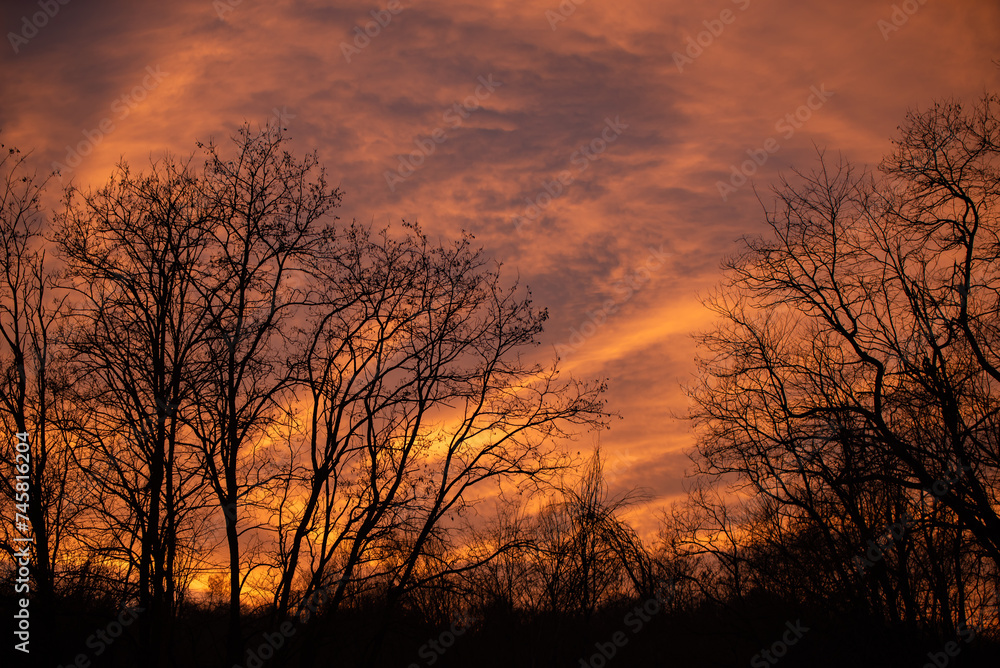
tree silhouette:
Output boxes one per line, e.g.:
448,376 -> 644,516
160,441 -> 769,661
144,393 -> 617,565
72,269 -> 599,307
0,141 -> 72,667
3,97 -> 999,667
0,125 -> 611,666
687,93 -> 1000,637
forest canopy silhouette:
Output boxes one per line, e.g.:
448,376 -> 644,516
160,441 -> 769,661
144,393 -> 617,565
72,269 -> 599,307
2,94 -> 1000,668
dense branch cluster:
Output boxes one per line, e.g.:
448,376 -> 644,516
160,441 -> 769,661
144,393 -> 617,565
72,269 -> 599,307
0,127 -> 617,666
684,93 -> 1000,639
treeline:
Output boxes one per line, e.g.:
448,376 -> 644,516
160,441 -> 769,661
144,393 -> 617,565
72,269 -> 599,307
0,125 -> 610,667
2,94 -> 1000,668
677,94 -> 1000,665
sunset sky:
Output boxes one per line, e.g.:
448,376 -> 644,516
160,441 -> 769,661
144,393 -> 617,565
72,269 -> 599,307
2,0 -> 998,535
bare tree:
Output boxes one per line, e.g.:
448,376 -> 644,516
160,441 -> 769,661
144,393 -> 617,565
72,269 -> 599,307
461,496 -> 539,617
184,125 -> 342,666
535,449 -> 652,620
261,221 -> 609,665
0,141 -> 72,665
55,156 -> 219,664
0,122 -> 616,667
686,93 -> 1000,635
